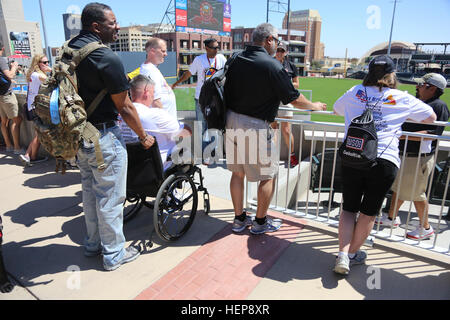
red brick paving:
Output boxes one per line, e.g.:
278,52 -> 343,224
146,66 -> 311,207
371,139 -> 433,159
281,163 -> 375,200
135,210 -> 308,300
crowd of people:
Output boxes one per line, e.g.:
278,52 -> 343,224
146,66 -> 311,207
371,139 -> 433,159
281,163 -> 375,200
0,1 -> 448,283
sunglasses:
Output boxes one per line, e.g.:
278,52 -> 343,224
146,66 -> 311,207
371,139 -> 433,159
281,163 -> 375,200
277,48 -> 286,53
267,36 -> 280,47
207,46 -> 220,50
40,61 -> 49,65
417,83 -> 431,88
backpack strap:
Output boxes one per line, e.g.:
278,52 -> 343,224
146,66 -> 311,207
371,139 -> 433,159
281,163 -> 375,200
63,40 -> 109,172
67,41 -> 109,72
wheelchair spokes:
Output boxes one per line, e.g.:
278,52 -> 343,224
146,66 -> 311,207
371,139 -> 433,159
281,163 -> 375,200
154,174 -> 198,242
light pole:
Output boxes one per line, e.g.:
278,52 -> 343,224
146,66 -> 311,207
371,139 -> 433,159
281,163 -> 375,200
387,0 -> 398,56
39,0 -> 52,66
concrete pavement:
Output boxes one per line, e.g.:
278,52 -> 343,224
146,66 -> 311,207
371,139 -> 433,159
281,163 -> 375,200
1,147 -> 449,300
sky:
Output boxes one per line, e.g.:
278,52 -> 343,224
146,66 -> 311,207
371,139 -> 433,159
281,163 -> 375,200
23,0 -> 450,59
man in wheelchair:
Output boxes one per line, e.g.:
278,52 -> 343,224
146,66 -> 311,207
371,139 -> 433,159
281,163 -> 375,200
119,74 -> 192,171
120,75 -> 210,242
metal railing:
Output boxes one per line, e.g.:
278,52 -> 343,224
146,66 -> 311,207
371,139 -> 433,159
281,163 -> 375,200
245,110 -> 450,256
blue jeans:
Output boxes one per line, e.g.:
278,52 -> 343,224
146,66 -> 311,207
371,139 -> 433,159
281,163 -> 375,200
77,125 -> 128,268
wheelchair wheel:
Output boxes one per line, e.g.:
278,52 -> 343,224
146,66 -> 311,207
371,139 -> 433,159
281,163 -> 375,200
153,173 -> 198,242
123,194 -> 144,223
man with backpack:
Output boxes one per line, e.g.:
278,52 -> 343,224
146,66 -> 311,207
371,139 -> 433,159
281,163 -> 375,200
0,42 -> 23,155
172,38 -> 227,164
69,3 -> 154,271
224,23 -> 326,235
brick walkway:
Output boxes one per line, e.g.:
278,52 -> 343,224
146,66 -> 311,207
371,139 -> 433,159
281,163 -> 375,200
135,211 -> 308,300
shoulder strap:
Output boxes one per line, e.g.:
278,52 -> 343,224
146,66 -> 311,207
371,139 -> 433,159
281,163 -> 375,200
86,89 -> 108,117
224,51 -> 242,75
62,41 -> 109,115
63,41 -> 108,72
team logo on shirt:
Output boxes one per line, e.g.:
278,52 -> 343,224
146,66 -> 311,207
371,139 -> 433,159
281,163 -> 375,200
356,90 -> 368,102
382,95 -> 396,105
205,67 -> 218,79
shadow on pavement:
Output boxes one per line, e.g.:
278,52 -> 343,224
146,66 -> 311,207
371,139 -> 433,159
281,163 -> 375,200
245,217 -> 450,299
23,171 -> 81,189
4,191 -> 82,227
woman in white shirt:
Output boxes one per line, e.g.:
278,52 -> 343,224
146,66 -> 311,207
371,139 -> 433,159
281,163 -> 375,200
19,54 -> 51,166
332,55 -> 436,275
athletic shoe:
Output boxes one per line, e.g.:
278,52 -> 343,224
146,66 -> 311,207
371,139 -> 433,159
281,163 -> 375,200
349,250 -> 367,266
5,146 -> 14,152
375,214 -> 400,227
19,154 -> 31,167
13,148 -> 25,155
30,156 -> 48,164
334,254 -> 350,275
250,218 -> 282,235
289,154 -> 299,167
407,225 -> 434,240
103,246 -> 140,271
232,214 -> 253,233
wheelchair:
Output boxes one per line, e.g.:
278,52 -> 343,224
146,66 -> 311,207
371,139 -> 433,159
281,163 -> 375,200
123,141 -> 210,243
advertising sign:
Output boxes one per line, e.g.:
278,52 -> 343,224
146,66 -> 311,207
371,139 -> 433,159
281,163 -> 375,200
9,32 -> 31,56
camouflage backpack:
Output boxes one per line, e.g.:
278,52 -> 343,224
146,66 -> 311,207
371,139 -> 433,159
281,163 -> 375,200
34,41 -> 108,174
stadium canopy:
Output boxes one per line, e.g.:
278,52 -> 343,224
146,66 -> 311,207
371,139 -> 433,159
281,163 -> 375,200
358,41 -> 416,65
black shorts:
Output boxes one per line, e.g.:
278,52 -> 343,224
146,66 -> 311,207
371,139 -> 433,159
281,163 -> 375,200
342,159 -> 398,217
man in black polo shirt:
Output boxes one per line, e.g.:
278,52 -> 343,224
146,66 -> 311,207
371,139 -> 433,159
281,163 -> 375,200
380,73 -> 449,240
70,3 -> 154,271
225,23 -> 326,235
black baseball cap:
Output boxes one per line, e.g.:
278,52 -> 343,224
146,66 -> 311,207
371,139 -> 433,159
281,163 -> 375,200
369,55 -> 395,74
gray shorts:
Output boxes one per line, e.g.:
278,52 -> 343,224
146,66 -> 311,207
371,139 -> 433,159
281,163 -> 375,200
225,110 -> 279,182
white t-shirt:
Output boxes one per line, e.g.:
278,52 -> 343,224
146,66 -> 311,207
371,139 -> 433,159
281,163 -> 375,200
140,62 -> 177,119
189,53 -> 227,99
119,102 -> 183,170
27,72 -> 43,111
333,85 -> 434,168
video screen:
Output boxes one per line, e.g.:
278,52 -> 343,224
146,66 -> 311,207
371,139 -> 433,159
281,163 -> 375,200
188,0 -> 223,31
176,0 -> 230,35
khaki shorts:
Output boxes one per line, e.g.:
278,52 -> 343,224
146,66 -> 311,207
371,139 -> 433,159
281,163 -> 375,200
225,110 -> 279,182
0,92 -> 19,119
277,103 -> 294,118
391,154 -> 434,201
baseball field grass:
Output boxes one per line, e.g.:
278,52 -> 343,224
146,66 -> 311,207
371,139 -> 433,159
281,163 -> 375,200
174,77 -> 450,129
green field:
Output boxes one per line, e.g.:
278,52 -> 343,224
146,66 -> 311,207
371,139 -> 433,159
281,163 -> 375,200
173,77 -> 450,128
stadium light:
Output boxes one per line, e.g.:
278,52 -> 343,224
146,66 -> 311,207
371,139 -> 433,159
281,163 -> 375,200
387,0 -> 398,56
39,0 -> 52,66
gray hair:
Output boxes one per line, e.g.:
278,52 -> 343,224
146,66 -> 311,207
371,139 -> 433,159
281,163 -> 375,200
252,23 -> 278,44
130,74 -> 155,95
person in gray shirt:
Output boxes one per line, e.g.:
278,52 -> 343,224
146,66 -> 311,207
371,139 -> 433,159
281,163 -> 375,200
0,42 -> 23,154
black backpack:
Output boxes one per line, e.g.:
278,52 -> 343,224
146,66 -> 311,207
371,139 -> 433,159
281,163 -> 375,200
199,52 -> 240,132
338,88 -> 384,170
0,70 -> 11,95
338,107 -> 378,170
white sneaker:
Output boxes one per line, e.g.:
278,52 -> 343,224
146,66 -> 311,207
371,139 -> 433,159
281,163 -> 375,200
19,154 -> 31,167
375,214 -> 400,227
407,225 -> 434,240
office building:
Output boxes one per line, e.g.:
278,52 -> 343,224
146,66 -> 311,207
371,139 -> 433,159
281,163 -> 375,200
283,9 -> 323,63
0,0 -> 42,57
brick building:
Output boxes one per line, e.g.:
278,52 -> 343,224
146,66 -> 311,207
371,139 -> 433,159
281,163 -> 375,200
283,9 -> 324,63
